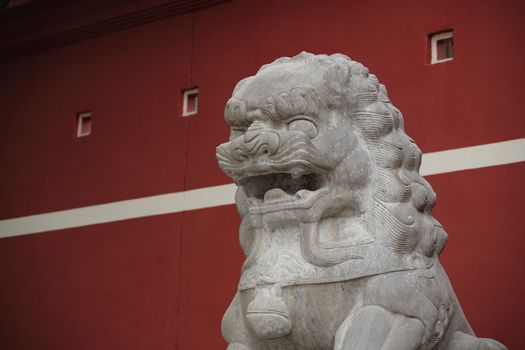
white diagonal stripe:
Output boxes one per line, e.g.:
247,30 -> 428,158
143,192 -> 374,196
1,138 -> 524,238
419,138 -> 525,176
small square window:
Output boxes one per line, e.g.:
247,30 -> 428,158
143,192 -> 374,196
429,31 -> 454,64
182,88 -> 199,117
76,111 -> 92,137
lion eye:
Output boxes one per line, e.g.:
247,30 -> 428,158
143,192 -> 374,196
288,119 -> 318,138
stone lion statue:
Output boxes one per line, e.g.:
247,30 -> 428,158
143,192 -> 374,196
216,52 -> 507,350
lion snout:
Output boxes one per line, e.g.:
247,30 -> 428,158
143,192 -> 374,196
238,128 -> 280,159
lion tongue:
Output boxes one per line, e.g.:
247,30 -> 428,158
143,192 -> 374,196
264,188 -> 290,204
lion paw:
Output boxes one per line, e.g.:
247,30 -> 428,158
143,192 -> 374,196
477,338 -> 508,350
227,343 -> 251,350
449,332 -> 508,350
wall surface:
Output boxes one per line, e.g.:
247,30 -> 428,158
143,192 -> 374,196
1,0 -> 524,349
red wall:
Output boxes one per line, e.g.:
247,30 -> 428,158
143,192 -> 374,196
1,0 -> 524,349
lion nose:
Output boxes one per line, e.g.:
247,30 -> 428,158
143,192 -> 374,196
236,124 -> 280,158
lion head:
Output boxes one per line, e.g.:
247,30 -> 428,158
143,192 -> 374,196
216,52 -> 447,269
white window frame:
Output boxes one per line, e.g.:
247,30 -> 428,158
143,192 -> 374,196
430,31 -> 454,64
76,111 -> 92,137
182,88 -> 199,117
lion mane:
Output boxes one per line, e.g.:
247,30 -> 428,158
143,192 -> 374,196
218,52 -> 506,350
234,52 -> 447,264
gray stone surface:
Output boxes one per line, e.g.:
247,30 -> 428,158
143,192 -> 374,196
216,52 -> 507,350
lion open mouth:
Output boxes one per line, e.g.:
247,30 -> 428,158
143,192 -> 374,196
240,172 -> 328,209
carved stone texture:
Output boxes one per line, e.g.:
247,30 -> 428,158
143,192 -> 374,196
216,52 -> 507,350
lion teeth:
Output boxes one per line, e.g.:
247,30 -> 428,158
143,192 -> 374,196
295,189 -> 310,200
264,188 -> 290,203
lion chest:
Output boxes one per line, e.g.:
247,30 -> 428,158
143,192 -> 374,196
238,225 -> 419,291
240,226 -> 312,289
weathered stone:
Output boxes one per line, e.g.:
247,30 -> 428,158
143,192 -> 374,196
216,52 -> 507,350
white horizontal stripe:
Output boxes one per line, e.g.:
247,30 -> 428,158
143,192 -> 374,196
0,184 -> 237,239
420,138 -> 525,176
1,138 -> 524,239
182,183 -> 236,211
